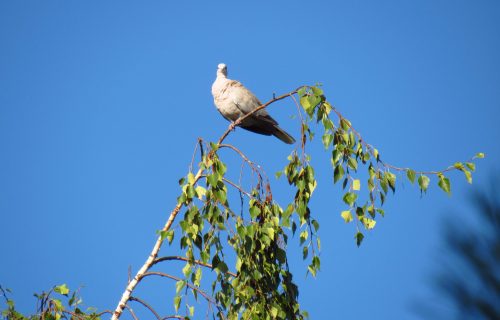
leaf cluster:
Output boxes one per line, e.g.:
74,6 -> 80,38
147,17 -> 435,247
0,285 -> 104,320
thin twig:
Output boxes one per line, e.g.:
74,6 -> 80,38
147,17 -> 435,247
153,255 -> 237,278
123,304 -> 139,320
330,106 -> 472,175
142,272 -> 222,312
198,137 -> 205,162
223,178 -> 252,199
130,296 -> 161,320
189,140 -> 200,173
219,143 -> 267,193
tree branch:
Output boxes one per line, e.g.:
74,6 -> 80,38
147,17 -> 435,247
153,255 -> 238,278
112,87 -> 302,319
129,296 -> 161,320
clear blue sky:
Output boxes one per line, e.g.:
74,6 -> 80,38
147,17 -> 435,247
1,1 -> 499,319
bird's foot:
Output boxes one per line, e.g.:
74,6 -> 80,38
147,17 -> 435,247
229,121 -> 237,131
229,118 -> 242,131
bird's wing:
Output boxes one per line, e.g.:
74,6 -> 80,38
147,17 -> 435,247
225,81 -> 271,118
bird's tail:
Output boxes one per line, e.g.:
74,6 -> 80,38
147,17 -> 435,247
273,126 -> 296,144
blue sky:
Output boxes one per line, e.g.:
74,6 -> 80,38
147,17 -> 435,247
1,1 -> 499,319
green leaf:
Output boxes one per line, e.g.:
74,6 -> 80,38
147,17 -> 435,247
182,263 -> 192,277
176,280 -> 186,294
311,219 -> 320,231
379,176 -> 388,194
385,172 -> 396,192
475,152 -> 485,158
342,192 -> 358,207
270,306 -> 279,318
352,179 -> 361,191
332,149 -> 342,165
186,184 -> 196,199
297,86 -> 306,97
438,176 -> 451,195
249,205 -> 261,219
200,251 -> 210,264
195,186 -> 206,199
54,284 -> 69,296
322,133 -> 333,149
406,169 -> 416,184
355,231 -> 364,247
307,265 -> 317,277
418,175 -> 430,193
463,169 -> 472,184
465,162 -> 476,171
189,305 -> 195,317
334,165 -> 344,183
361,217 -> 376,230
187,172 -> 195,184
341,210 -> 353,223
217,261 -> 229,273
299,230 -> 309,245
52,298 -> 63,310
340,118 -> 351,130
453,162 -> 464,170
312,86 -> 323,96
235,257 -> 242,272
193,268 -> 202,287
214,189 -> 227,204
300,95 -> 320,115
159,230 -> 175,244
347,157 -> 358,171
302,246 -> 309,259
207,173 -> 219,186
376,208 -> 385,217
174,296 -> 181,312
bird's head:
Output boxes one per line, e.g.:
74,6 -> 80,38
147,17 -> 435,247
217,63 -> 227,77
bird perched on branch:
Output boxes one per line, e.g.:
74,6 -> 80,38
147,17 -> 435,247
211,63 -> 296,144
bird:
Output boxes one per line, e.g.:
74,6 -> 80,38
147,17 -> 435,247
211,63 -> 296,144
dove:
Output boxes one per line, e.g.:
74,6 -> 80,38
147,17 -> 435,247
211,63 -> 296,144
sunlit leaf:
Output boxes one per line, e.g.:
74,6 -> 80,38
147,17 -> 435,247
341,210 -> 353,223
418,175 -> 430,193
352,179 -> 361,191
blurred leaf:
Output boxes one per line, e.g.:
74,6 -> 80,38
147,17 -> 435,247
54,284 -> 69,296
406,169 -> 416,184
418,175 -> 430,193
352,179 -> 361,191
438,176 -> 451,195
341,210 -> 353,223
174,296 -> 181,312
334,165 -> 344,183
343,192 -> 358,207
463,169 -> 472,184
355,232 -> 364,247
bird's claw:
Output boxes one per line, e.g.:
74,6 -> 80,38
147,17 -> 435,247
229,118 -> 241,131
229,121 -> 237,131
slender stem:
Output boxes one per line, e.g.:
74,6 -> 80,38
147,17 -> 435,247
130,296 -> 161,320
153,255 -> 237,278
142,271 -> 223,314
123,304 -> 139,320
